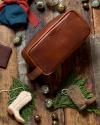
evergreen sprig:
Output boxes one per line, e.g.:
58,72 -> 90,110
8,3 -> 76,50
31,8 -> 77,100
53,74 -> 100,115
8,78 -> 35,123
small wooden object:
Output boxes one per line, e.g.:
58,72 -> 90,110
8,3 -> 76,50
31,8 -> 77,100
67,85 -> 96,110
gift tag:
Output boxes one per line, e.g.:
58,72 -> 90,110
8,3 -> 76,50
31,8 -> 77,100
62,85 -> 96,110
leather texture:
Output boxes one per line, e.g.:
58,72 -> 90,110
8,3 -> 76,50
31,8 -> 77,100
22,10 -> 90,76
0,43 -> 12,68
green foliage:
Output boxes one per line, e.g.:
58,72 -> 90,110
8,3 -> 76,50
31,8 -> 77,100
8,78 -> 35,123
53,74 -> 100,115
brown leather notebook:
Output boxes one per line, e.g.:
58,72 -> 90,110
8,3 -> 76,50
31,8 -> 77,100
22,10 -> 90,80
0,43 -> 12,68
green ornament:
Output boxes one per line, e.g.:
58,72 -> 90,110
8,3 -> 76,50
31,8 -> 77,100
41,85 -> 49,94
91,0 -> 100,8
45,98 -> 53,108
13,32 -> 22,46
35,0 -> 45,10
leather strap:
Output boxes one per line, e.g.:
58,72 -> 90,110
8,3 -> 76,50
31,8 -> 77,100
27,67 -> 43,80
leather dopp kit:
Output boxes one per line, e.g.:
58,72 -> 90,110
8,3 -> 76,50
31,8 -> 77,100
22,10 -> 90,80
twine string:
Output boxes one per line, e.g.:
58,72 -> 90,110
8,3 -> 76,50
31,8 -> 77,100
61,89 -> 70,95
0,87 -> 26,101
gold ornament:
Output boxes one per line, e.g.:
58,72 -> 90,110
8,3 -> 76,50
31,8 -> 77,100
46,0 -> 59,7
56,3 -> 66,13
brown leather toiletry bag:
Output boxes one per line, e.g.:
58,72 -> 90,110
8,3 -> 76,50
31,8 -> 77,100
22,10 -> 90,80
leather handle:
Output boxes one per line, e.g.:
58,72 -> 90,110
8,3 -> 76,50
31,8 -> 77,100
27,67 -> 43,80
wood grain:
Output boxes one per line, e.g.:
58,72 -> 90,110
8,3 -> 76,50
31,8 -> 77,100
93,9 -> 100,34
0,0 -> 99,124
0,25 -> 18,125
27,85 -> 64,125
91,7 -> 100,123
27,4 -> 65,125
64,0 -> 99,125
65,109 -> 98,125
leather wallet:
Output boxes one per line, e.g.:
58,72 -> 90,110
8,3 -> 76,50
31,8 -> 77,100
22,10 -> 90,80
0,43 -> 12,68
0,43 -> 12,69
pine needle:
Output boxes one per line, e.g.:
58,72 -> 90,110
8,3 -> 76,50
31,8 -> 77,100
53,73 -> 100,115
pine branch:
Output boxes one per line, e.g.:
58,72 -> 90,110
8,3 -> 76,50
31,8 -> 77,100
8,78 -> 35,123
53,74 -> 100,115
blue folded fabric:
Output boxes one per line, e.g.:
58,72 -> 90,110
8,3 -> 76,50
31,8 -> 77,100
0,4 -> 28,26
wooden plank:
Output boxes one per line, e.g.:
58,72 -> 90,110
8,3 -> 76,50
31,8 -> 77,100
91,7 -> 100,122
0,25 -> 18,125
27,3 -> 65,125
25,1 -> 99,125
0,1 -> 99,125
14,2 -> 64,125
27,85 -> 64,125
93,9 -> 100,34
64,0 -> 99,124
90,36 -> 100,105
92,8 -> 100,102
65,109 -> 98,125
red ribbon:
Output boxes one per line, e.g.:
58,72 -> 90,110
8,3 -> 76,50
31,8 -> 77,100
0,0 -> 39,26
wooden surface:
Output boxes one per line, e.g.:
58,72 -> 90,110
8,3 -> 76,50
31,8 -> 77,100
0,0 -> 100,125
0,26 -> 18,125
